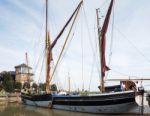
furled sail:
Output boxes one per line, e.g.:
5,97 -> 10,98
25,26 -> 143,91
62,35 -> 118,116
101,0 -> 113,78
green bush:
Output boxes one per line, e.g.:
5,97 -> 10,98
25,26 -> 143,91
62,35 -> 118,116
2,73 -> 15,92
50,84 -> 57,91
32,83 -> 38,91
14,82 -> 22,91
39,83 -> 46,91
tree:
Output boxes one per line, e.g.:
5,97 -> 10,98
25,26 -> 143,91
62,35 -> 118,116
0,83 -> 3,91
39,83 -> 46,91
14,82 -> 22,92
32,83 -> 38,91
50,84 -> 57,91
2,72 -> 15,92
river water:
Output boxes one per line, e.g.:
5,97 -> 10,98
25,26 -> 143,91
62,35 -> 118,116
0,102 -> 101,116
0,102 -> 149,116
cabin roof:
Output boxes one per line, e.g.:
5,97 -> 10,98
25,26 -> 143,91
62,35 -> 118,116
14,63 -> 32,69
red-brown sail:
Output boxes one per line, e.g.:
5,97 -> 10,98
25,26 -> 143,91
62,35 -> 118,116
101,0 -> 113,78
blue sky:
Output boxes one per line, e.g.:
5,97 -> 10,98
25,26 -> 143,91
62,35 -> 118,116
0,0 -> 150,91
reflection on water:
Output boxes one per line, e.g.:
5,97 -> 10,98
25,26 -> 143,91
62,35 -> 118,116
0,103 -> 101,116
0,103 -> 149,116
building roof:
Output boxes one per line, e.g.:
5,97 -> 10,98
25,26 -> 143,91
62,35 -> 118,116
14,63 -> 32,69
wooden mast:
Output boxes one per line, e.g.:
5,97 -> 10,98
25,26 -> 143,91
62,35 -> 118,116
96,9 -> 105,93
44,0 -> 83,92
96,0 -> 114,93
45,0 -> 50,92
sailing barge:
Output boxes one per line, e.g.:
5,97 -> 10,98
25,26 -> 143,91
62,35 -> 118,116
21,0 -> 143,114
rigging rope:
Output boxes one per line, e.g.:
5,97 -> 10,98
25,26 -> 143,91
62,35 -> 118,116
115,26 -> 150,64
38,50 -> 46,84
58,6 -> 80,64
34,49 -> 45,74
81,7 -> 84,91
88,58 -> 95,91
52,16 -> 78,89
83,7 -> 101,89
101,0 -> 150,80
110,69 -> 150,80
33,4 -> 45,73
98,1 -> 150,81
111,69 -> 131,77
50,6 -> 81,84
50,1 -> 83,49
100,0 -> 110,9
93,15 -> 101,82
49,0 -> 58,34
59,33 -> 75,66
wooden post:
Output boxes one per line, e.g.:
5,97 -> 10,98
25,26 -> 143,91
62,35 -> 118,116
138,87 -> 144,115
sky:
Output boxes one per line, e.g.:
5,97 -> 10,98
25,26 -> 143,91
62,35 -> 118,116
0,0 -> 150,91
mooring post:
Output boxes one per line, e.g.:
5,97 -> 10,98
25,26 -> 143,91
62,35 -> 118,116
138,87 -> 144,115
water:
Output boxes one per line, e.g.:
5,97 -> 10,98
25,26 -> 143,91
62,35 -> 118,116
0,102 -> 149,116
0,102 -> 101,116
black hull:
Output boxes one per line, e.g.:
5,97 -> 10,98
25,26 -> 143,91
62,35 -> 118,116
52,91 -> 138,114
21,91 -> 136,108
53,91 -> 136,106
21,93 -> 52,101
